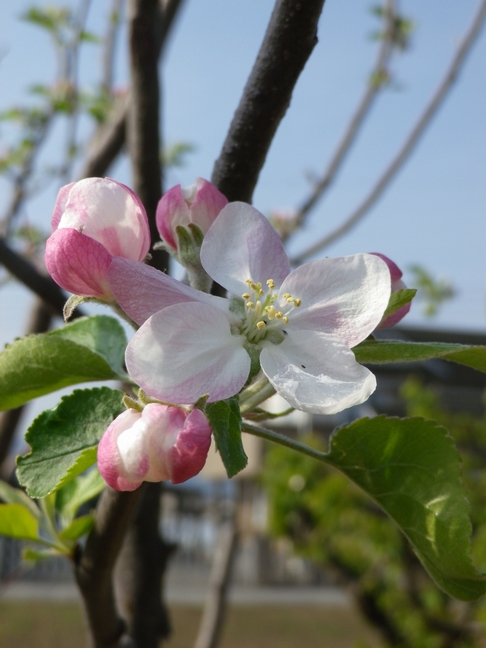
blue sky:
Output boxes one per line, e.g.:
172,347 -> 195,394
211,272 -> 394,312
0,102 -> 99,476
0,0 -> 485,350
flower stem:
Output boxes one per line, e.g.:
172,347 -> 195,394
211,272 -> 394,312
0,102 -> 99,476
242,421 -> 330,465
239,375 -> 276,413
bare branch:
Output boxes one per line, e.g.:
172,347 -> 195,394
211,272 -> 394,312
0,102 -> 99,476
193,517 -> 238,648
79,0 -> 186,180
74,486 -> 145,648
0,237 -> 83,318
210,0 -> 326,203
293,0 -> 486,263
102,0 -> 125,92
290,0 -> 397,238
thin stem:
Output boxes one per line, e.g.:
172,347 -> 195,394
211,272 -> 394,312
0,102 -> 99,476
242,420 -> 329,464
239,375 -> 276,413
292,0 -> 486,263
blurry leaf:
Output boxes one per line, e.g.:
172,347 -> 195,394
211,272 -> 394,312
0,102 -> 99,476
408,265 -> 455,317
17,387 -> 124,498
206,397 -> 247,478
55,468 -> 105,522
59,514 -> 94,541
0,315 -> 127,410
0,503 -> 40,541
162,142 -> 196,169
0,480 -> 40,519
326,416 -> 486,601
354,340 -> 486,374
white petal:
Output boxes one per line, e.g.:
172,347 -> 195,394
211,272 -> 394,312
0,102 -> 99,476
200,202 -> 290,296
108,257 -> 233,325
126,302 -> 251,403
280,254 -> 390,347
260,330 -> 376,415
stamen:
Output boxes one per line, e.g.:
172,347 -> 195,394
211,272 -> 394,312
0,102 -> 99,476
275,312 -> 283,319
286,297 -> 294,304
283,293 -> 290,299
294,298 -> 301,307
246,302 -> 255,309
283,316 -> 289,324
256,321 -> 266,330
266,279 -> 275,289
242,293 -> 250,300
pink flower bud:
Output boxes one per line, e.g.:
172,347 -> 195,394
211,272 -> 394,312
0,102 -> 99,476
45,177 -> 151,299
156,178 -> 228,250
371,253 -> 411,328
97,404 -> 212,491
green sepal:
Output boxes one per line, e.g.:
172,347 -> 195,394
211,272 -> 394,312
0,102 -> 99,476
383,288 -> 416,319
206,397 -> 247,478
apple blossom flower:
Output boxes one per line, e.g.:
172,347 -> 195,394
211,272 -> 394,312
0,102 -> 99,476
107,203 -> 391,415
371,253 -> 411,328
97,404 -> 212,491
156,177 -> 228,251
45,177 -> 150,299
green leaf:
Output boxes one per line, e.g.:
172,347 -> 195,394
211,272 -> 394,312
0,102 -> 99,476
59,514 -> 94,542
17,387 -> 124,498
354,340 -> 486,374
0,315 -> 127,410
326,416 -> 486,601
0,480 -> 40,519
383,288 -> 416,319
206,398 -> 247,478
0,503 -> 40,541
55,468 -> 105,522
23,547 -> 58,561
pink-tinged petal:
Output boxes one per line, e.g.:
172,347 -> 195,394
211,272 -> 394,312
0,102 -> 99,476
200,202 -> 290,296
370,252 -> 403,284
108,257 -> 233,325
51,182 -> 75,232
156,185 -> 190,249
126,302 -> 251,403
45,228 -> 112,298
189,178 -> 228,233
97,409 -> 144,491
280,254 -> 390,348
167,409 -> 212,484
260,330 -> 377,415
57,177 -> 150,261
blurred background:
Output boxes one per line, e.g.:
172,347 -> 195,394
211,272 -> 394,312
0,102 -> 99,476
0,1 -> 486,647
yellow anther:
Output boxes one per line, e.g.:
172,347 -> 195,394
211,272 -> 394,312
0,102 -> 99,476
242,293 -> 250,300
286,297 -> 294,304
266,279 -> 275,289
259,289 -> 264,296
283,293 -> 290,299
283,316 -> 289,324
245,279 -> 252,285
246,302 -> 255,309
250,282 -> 258,291
267,306 -> 276,320
256,321 -> 266,330
294,298 -> 301,307
275,312 -> 283,319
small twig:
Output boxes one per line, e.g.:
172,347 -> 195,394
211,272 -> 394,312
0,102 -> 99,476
211,0 -> 326,203
292,0 -> 486,263
289,0 -> 397,239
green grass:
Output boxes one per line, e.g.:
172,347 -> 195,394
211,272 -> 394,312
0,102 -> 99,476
0,601 -> 379,648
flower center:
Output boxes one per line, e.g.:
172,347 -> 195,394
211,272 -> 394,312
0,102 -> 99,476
239,278 -> 301,343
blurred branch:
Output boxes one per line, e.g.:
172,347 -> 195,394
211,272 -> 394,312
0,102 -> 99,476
211,0 -> 326,203
0,237 -> 83,318
289,0 -> 397,239
80,0 -> 185,179
102,0 -> 124,92
74,486 -> 144,648
292,0 -> 486,263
